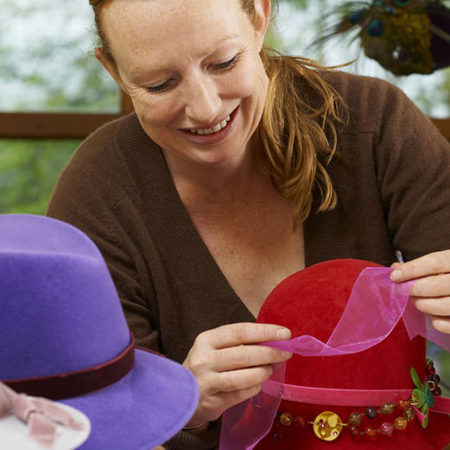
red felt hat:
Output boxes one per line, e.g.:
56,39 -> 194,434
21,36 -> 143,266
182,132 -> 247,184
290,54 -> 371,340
255,259 -> 450,449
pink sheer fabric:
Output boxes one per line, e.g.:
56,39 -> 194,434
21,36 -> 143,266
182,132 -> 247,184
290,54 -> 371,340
219,267 -> 450,450
0,382 -> 85,447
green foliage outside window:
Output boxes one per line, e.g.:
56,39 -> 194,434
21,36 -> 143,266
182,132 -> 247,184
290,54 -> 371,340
0,140 -> 79,215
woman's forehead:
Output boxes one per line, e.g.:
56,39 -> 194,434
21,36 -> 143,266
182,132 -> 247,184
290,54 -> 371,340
101,0 -> 246,31
101,0 -> 252,70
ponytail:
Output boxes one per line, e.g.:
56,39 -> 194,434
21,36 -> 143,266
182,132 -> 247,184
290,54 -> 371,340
257,49 -> 348,227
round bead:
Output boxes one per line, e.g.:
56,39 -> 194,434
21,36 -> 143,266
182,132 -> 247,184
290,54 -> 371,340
271,430 -> 284,442
380,422 -> 394,436
293,416 -> 306,429
397,399 -> 409,411
349,412 -> 362,425
403,408 -> 415,421
425,362 -> 435,376
365,427 -> 377,439
394,417 -> 408,430
380,402 -> 395,414
279,412 -> 293,426
434,386 -> 442,396
313,411 -> 343,442
365,406 -> 378,419
428,373 -> 440,384
350,425 -> 360,437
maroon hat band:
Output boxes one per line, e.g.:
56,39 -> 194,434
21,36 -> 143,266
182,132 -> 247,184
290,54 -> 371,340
3,334 -> 135,400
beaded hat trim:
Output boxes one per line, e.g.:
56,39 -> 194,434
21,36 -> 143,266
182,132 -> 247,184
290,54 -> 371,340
271,360 -> 446,443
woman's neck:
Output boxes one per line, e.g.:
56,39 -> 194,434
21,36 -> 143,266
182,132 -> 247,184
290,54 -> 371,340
163,147 -> 266,206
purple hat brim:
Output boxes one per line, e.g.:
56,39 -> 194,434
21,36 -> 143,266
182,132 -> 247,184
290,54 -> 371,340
61,348 -> 198,449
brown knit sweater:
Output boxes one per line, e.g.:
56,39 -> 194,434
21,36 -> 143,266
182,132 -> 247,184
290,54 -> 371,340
47,71 -> 450,449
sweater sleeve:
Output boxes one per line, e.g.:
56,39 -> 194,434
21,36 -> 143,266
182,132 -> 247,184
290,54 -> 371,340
49,178 -> 223,449
47,135 -> 161,352
372,81 -> 450,260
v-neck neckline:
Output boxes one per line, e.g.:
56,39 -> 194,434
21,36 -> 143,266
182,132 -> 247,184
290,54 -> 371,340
126,116 -> 352,322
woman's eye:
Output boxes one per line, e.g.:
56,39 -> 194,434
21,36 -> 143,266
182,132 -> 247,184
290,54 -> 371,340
146,79 -> 177,93
212,55 -> 238,71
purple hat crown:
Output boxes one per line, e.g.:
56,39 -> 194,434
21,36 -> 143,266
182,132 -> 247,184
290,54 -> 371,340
0,214 -> 130,380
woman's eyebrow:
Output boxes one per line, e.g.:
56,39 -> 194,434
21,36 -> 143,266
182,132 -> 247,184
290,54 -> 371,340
127,35 -> 242,81
129,66 -> 170,81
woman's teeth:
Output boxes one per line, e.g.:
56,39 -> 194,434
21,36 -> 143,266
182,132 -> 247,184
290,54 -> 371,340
189,115 -> 231,135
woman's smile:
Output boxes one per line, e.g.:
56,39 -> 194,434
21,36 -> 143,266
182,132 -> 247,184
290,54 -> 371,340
181,106 -> 239,146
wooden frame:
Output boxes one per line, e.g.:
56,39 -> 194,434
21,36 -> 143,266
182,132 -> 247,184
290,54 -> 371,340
0,91 -> 449,141
0,92 -> 134,140
430,117 -> 450,141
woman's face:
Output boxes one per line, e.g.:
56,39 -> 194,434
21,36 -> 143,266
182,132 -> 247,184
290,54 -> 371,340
98,0 -> 270,169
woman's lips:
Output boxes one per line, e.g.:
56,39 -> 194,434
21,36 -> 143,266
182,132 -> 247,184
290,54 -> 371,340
188,115 -> 231,135
180,106 -> 239,145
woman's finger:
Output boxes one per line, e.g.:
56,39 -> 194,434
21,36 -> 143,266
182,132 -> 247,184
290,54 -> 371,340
214,384 -> 264,413
212,365 -> 274,393
391,250 -> 450,282
187,366 -> 273,422
412,296 -> 450,316
197,384 -> 264,421
430,315 -> 450,334
196,322 -> 291,350
211,344 -> 292,372
409,273 -> 450,297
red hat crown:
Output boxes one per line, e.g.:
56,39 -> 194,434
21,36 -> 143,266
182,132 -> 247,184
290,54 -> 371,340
257,259 -> 424,389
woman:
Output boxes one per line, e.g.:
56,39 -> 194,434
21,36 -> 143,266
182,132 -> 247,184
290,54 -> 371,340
48,0 -> 450,448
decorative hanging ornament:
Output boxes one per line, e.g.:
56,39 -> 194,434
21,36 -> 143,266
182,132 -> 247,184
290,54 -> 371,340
316,0 -> 450,75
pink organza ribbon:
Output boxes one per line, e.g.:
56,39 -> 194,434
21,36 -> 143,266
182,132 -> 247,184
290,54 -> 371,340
219,267 -> 450,450
0,382 -> 85,447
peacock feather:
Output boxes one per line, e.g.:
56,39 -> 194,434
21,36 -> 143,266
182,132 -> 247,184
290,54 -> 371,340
316,0 -> 450,76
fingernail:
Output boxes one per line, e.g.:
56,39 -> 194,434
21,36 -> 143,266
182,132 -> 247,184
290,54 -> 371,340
390,269 -> 402,281
277,328 -> 291,339
282,351 -> 293,359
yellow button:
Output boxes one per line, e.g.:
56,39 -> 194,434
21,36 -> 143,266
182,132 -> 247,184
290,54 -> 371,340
313,411 -> 343,442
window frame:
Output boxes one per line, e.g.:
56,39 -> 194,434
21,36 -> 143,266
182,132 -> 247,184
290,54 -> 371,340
431,118 -> 450,141
0,92 -> 134,139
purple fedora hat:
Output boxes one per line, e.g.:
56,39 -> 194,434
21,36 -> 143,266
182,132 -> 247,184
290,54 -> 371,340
0,214 -> 199,449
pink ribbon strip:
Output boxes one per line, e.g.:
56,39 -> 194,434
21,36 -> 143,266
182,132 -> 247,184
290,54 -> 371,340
0,382 -> 85,447
263,380 -> 413,406
219,267 -> 450,450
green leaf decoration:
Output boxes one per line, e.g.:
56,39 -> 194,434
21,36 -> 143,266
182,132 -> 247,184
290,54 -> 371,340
421,403 -> 429,414
410,367 -> 424,390
421,403 -> 430,429
412,388 -> 426,408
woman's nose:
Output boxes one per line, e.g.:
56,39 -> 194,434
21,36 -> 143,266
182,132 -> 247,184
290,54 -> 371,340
184,74 -> 222,124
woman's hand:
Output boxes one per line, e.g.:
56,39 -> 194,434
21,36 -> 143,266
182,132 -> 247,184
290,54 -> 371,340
182,322 -> 292,428
391,249 -> 450,334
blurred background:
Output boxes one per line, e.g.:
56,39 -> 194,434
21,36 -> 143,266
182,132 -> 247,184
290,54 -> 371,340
0,0 -> 448,390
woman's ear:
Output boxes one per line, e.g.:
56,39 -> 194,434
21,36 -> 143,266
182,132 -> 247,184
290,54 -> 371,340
253,0 -> 271,51
95,47 -> 128,93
